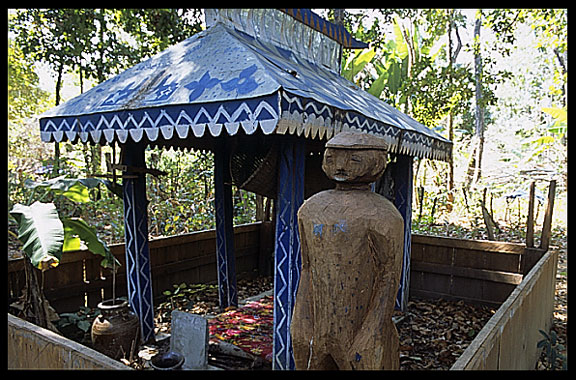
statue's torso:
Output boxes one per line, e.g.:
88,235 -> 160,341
297,189 -> 403,343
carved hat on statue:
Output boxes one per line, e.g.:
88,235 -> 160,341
325,131 -> 389,151
323,131 -> 389,184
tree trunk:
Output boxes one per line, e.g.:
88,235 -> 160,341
20,258 -> 60,333
52,61 -> 64,177
446,11 -> 455,212
471,10 -> 485,185
465,10 -> 485,189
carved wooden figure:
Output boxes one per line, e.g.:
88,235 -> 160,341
292,132 -> 404,370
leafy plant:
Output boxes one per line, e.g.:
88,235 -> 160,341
161,282 -> 219,310
10,201 -> 64,270
10,176 -> 120,271
55,305 -> 101,344
537,329 -> 566,370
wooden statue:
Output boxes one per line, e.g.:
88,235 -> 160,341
292,131 -> 404,370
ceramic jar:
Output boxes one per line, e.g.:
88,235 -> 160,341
91,299 -> 140,360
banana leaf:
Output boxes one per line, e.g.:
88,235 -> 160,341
62,217 -> 120,269
342,47 -> 376,81
24,176 -> 119,203
10,201 -> 64,271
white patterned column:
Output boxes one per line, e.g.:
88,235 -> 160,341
272,138 -> 305,370
122,142 -> 155,343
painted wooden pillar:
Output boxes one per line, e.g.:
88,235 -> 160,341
272,139 -> 305,370
393,154 -> 413,311
121,142 -> 155,343
214,140 -> 238,310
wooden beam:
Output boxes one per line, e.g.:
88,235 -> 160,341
412,261 -> 523,285
412,233 -> 526,254
526,181 -> 536,248
539,180 -> 557,251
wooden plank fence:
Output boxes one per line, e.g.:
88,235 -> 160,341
410,234 -> 546,308
9,221 -> 546,313
8,313 -> 130,370
8,222 -> 266,313
451,248 -> 558,369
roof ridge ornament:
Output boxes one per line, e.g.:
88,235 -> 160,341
278,9 -> 368,49
204,9 -> 366,73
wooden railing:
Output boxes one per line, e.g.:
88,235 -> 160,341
9,221 -> 545,313
410,234 -> 546,307
8,222 -> 265,313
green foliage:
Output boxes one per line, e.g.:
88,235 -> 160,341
342,47 -> 376,81
8,40 -> 53,122
24,176 -> 105,203
57,306 -> 100,334
10,176 -> 120,270
62,218 -> 116,268
161,282 -> 219,310
542,107 -> 567,137
144,147 -> 256,238
537,329 -> 567,370
343,12 -> 476,129
9,202 -> 64,271
116,9 -> 203,58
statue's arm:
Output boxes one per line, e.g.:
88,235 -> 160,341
347,221 -> 404,364
368,223 -> 404,313
291,210 -> 315,367
294,215 -> 313,313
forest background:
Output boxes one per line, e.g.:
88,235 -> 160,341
8,8 -> 567,249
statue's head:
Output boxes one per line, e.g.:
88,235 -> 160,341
322,131 -> 389,184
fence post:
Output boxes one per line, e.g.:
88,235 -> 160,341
526,182 -> 536,248
539,180 -> 557,251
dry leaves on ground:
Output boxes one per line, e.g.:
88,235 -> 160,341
395,298 -> 495,370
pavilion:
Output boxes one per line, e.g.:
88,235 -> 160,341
38,9 -> 452,369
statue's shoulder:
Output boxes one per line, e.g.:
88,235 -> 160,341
298,190 -> 338,214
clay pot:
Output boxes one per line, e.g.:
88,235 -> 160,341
91,299 -> 140,360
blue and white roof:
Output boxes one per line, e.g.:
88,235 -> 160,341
39,9 -> 451,161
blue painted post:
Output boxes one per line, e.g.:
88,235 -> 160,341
122,142 -> 155,343
393,154 -> 413,311
272,139 -> 305,370
214,141 -> 238,310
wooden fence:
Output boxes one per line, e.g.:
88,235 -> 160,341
410,234 -> 546,307
8,222 -> 266,313
451,248 -> 558,369
8,313 -> 130,370
9,221 -> 545,313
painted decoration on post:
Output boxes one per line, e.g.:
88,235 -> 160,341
272,140 -> 305,370
121,143 -> 155,343
214,143 -> 238,310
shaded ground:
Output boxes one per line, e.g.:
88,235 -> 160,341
145,276 -> 495,370
147,226 -> 568,370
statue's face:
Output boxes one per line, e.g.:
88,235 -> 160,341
322,148 -> 387,184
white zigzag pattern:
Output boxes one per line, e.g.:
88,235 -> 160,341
41,99 -> 280,144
